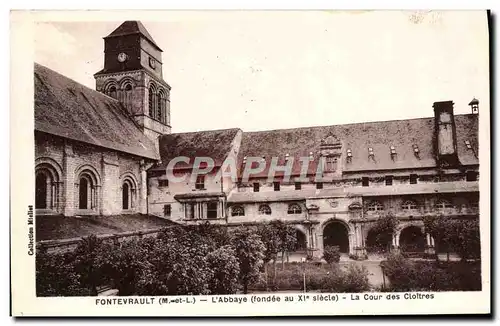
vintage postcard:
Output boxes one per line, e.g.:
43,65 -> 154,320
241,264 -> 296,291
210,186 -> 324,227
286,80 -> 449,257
10,10 -> 491,316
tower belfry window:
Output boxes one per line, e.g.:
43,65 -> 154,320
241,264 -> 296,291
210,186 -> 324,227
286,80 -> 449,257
148,84 -> 156,118
109,86 -> 117,99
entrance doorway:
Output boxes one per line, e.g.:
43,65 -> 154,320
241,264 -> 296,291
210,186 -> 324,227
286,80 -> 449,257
323,221 -> 349,253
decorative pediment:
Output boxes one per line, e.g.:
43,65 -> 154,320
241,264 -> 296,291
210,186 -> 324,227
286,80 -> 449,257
320,134 -> 342,156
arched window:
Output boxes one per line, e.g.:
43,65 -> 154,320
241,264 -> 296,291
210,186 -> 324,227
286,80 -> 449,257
148,84 -> 156,117
231,205 -> 245,216
122,183 -> 129,210
287,203 -> 302,214
157,89 -> 165,122
109,86 -> 117,99
436,199 -> 454,210
79,176 -> 90,209
367,201 -> 384,212
122,178 -> 136,211
401,200 -> 418,210
35,173 -> 48,209
124,83 -> 132,92
76,168 -> 100,211
258,204 -> 272,215
35,161 -> 61,212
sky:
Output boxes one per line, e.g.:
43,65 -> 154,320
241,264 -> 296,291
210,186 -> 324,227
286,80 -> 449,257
34,10 -> 490,134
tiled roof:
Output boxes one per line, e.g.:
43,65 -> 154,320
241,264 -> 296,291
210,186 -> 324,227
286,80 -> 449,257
34,63 -> 159,160
227,181 -> 479,203
153,128 -> 241,171
36,214 -> 176,241
236,114 -> 479,177
105,20 -> 161,51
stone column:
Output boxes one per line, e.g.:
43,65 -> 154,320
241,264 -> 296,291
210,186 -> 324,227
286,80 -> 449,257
348,231 -> 354,255
425,233 -> 435,254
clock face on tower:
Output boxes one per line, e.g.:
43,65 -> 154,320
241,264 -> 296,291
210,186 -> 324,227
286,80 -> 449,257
149,57 -> 156,69
117,52 -> 128,63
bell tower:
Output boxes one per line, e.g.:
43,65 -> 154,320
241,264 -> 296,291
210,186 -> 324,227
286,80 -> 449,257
94,21 -> 171,146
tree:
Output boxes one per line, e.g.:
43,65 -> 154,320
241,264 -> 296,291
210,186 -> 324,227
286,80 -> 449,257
206,245 -> 241,294
230,227 -> 265,294
269,220 -> 297,269
423,215 -> 451,261
367,213 -> 398,253
424,215 -> 481,262
256,222 -> 280,289
135,227 -> 214,295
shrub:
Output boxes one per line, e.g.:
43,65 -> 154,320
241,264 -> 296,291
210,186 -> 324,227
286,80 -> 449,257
381,253 -> 482,291
320,264 -> 371,293
323,246 -> 341,264
36,248 -> 91,296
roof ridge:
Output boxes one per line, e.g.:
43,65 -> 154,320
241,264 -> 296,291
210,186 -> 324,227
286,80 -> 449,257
168,127 -> 242,135
240,113 -> 476,135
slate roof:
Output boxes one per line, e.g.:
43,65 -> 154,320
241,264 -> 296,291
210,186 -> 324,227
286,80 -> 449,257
36,214 -> 176,241
153,128 -> 241,171
227,181 -> 479,203
236,114 -> 479,178
34,63 -> 159,160
104,20 -> 161,51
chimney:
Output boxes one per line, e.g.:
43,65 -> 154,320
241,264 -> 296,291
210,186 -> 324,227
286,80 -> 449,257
433,101 -> 459,167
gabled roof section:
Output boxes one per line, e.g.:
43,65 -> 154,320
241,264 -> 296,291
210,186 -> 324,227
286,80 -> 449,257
105,20 -> 162,51
34,63 -> 159,160
154,128 -> 241,171
236,114 -> 478,177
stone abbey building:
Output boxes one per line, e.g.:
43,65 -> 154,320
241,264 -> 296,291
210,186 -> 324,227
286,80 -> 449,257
35,21 -> 480,258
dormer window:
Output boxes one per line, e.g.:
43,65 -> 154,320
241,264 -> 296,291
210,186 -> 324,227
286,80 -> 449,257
346,149 -> 352,163
243,156 -> 247,165
390,146 -> 397,161
413,144 -> 420,157
309,152 -> 314,161
368,147 -> 374,159
325,156 -> 337,172
195,175 -> 205,190
465,140 -> 472,150
285,154 -> 290,161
